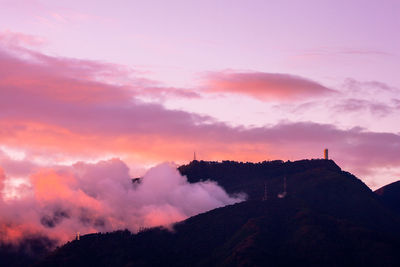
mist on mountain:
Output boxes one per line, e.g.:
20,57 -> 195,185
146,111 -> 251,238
0,159 -> 245,265
33,159 -> 400,267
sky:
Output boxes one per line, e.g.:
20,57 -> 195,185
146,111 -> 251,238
0,0 -> 399,196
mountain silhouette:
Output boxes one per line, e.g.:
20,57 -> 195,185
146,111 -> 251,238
375,180 -> 400,215
34,159 -> 400,267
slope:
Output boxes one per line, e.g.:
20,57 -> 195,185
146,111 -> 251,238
375,180 -> 400,215
37,159 -> 400,266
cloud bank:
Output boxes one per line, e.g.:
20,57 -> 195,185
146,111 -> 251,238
0,159 -> 245,245
0,31 -> 398,191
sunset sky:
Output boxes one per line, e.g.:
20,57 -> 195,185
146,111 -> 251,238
0,0 -> 399,190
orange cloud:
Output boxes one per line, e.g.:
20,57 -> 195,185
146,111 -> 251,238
204,71 -> 336,101
0,161 -> 244,244
0,36 -> 399,190
31,170 -> 77,201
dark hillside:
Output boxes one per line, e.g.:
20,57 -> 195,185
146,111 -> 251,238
375,180 -> 400,214
38,199 -> 400,267
0,236 -> 54,267
36,159 -> 400,266
178,159 -> 342,200
179,159 -> 398,232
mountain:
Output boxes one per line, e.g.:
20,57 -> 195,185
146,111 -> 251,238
179,160 -> 399,231
0,236 -> 54,267
35,159 -> 400,266
375,180 -> 400,215
38,199 -> 400,267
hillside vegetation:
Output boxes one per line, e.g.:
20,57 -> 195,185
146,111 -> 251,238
36,159 -> 400,266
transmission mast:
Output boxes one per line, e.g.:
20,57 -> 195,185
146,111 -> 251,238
284,176 -> 287,194
262,182 -> 267,201
278,176 -> 287,199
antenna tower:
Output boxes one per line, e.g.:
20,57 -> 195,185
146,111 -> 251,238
284,176 -> 287,193
193,151 -> 197,161
278,176 -> 287,199
262,182 -> 267,201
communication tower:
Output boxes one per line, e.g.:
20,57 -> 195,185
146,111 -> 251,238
277,176 -> 287,199
262,182 -> 267,201
324,149 -> 329,160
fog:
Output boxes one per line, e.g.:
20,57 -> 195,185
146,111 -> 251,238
0,159 -> 245,245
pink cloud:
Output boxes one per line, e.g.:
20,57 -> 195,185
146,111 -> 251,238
204,71 -> 336,101
0,167 -> 5,192
332,99 -> 393,117
0,30 -> 46,48
0,150 -> 37,177
342,78 -> 398,94
393,99 -> 400,108
138,86 -> 201,100
0,41 -> 214,161
0,38 -> 398,189
0,160 -> 244,244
